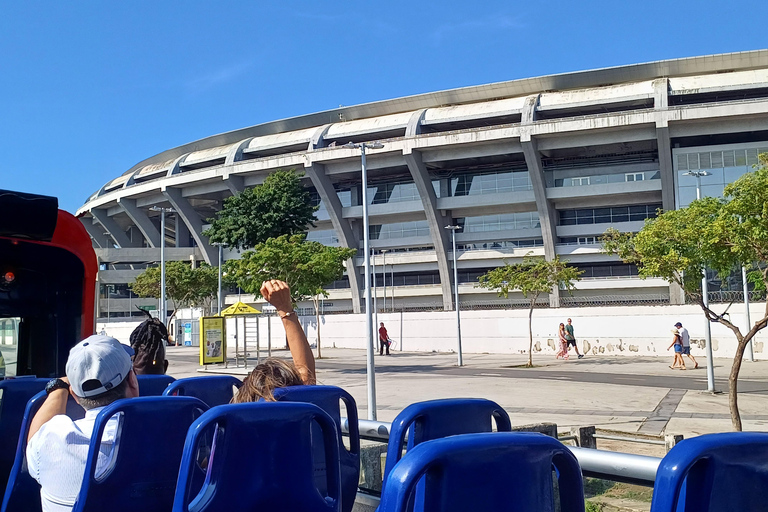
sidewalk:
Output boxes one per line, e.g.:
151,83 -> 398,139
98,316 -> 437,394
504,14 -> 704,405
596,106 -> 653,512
166,346 -> 768,451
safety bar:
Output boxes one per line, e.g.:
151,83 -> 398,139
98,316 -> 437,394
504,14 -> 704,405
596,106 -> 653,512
342,418 -> 660,487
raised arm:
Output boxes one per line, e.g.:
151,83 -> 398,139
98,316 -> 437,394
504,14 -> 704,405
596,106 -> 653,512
261,280 -> 316,384
28,377 -> 70,442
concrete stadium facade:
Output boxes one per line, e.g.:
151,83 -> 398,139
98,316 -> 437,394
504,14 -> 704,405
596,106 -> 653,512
77,50 -> 768,319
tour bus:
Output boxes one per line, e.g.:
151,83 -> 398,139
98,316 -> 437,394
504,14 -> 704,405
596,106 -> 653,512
0,189 -> 97,379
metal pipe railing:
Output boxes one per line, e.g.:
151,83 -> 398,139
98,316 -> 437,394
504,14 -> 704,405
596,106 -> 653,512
342,418 -> 661,487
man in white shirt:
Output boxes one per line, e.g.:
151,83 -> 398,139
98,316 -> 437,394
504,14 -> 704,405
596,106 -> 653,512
26,335 -> 139,512
674,322 -> 699,369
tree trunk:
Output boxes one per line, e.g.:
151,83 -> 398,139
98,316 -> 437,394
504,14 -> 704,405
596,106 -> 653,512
729,338 -> 749,431
527,300 -> 535,368
313,296 -> 322,359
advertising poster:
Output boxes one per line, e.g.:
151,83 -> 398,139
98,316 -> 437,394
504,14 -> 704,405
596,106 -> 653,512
199,316 -> 226,365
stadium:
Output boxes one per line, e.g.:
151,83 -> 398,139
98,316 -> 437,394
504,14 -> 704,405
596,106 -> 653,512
77,50 -> 768,320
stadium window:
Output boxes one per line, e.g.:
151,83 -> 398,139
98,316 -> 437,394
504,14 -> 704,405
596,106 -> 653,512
625,173 -> 644,182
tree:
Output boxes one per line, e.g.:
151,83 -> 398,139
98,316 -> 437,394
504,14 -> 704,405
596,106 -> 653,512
602,154 -> 768,431
204,169 -> 318,250
478,256 -> 583,367
226,234 -> 356,357
130,262 -> 219,326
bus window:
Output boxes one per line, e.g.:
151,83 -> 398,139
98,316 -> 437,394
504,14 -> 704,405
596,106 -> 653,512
0,318 -> 19,378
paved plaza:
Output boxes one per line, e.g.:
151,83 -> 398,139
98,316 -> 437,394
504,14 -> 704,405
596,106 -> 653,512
166,345 -> 768,450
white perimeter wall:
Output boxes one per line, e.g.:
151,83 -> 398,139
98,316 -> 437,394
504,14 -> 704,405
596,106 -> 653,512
98,303 -> 768,360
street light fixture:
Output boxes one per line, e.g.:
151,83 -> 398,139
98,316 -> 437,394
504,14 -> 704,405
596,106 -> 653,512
343,141 -> 385,420
150,206 -> 176,331
445,225 -> 463,366
681,170 -> 716,392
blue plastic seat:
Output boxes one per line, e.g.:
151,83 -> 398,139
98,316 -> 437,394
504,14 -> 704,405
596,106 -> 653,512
1,389 -> 85,512
273,385 -> 360,512
136,374 -> 175,396
71,396 -> 208,512
383,398 -> 512,489
379,432 -> 585,512
162,376 -> 241,407
0,378 -> 49,486
172,402 -> 341,512
651,432 -> 768,512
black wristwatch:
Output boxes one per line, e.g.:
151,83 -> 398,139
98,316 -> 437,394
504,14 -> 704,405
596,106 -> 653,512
45,378 -> 69,394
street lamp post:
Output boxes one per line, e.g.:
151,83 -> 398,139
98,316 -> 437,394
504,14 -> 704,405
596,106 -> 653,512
445,225 -> 463,366
342,141 -> 384,420
682,170 -> 715,392
213,243 -> 226,315
150,206 -> 176,330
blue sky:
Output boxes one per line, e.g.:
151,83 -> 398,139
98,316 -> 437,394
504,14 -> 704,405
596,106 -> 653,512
1,0 -> 766,214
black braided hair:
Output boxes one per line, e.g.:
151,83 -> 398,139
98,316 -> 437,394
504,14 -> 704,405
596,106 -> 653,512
130,308 -> 169,375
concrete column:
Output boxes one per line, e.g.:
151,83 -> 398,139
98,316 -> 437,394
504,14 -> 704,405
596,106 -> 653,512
161,186 -> 217,264
521,95 -> 560,307
404,109 -> 453,311
176,215 -> 190,247
80,217 -> 113,248
304,162 -> 363,314
117,197 -> 161,248
90,209 -> 140,249
223,174 -> 245,196
654,78 -> 682,305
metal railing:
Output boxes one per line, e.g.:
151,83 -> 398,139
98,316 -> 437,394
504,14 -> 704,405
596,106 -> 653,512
342,418 -> 661,488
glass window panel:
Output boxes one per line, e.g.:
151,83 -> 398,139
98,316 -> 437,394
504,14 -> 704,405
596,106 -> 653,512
576,210 -> 594,225
687,154 -> 699,170
611,207 -> 629,222
747,148 -> 759,166
591,266 -> 612,277
700,184 -> 725,199
724,167 -> 748,183
699,152 -> 711,169
735,150 -> 747,167
710,152 -> 723,168
723,150 -> 735,167
676,154 -> 688,171
678,187 -> 698,208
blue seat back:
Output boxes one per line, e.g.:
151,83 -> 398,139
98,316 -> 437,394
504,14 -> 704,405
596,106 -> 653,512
383,398 -> 511,488
651,432 -> 768,512
273,385 -> 360,512
172,402 -> 341,512
136,374 -> 175,396
0,378 -> 49,485
379,432 -> 584,512
162,376 -> 241,407
72,396 -> 208,512
2,390 -> 84,512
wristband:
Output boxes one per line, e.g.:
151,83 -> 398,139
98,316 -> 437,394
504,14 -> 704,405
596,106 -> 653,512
279,310 -> 296,319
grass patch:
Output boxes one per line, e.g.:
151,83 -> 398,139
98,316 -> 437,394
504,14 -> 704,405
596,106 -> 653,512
584,478 -> 653,503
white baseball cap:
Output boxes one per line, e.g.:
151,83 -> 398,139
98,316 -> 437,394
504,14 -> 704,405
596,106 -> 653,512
66,335 -> 134,398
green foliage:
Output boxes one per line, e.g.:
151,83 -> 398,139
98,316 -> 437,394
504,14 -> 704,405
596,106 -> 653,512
477,256 -> 583,299
130,261 -> 219,310
601,163 -> 768,300
204,169 -> 318,250
478,256 -> 582,367
226,234 -> 356,303
602,154 -> 768,431
601,198 -> 731,295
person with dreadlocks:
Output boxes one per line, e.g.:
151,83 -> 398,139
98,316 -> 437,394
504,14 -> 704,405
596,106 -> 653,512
129,309 -> 169,374
232,279 -> 315,402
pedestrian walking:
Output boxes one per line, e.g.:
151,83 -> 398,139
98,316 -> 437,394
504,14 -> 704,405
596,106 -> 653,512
556,323 -> 569,360
668,328 -> 686,370
378,322 -> 390,355
675,321 -> 699,369
565,318 -> 584,359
